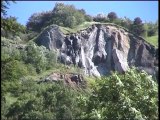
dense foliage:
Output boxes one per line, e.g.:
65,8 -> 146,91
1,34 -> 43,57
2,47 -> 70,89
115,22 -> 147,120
1,16 -> 26,38
130,17 -> 146,37
26,11 -> 52,32
1,1 -> 26,39
4,81 -> 85,120
26,3 -> 92,32
82,69 -> 158,120
93,14 -> 108,22
1,38 -> 57,76
2,64 -> 158,120
1,36 -> 158,120
93,13 -> 158,39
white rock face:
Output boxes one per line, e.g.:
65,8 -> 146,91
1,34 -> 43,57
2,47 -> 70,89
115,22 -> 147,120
112,49 -> 129,73
36,24 -> 158,78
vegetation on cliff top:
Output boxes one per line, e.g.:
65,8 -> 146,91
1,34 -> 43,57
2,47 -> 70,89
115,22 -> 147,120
1,2 -> 158,46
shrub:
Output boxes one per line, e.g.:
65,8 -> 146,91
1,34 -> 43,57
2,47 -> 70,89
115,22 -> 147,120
93,13 -> 107,22
24,42 -> 47,73
2,60 -> 28,81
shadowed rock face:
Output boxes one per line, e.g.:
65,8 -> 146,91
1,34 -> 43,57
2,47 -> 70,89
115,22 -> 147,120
36,25 -> 65,50
36,24 -> 158,78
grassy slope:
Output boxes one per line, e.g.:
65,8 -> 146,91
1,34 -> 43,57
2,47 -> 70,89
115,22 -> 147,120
59,22 -> 97,34
146,35 -> 158,47
25,64 -> 83,81
59,21 -> 129,35
2,22 -> 158,113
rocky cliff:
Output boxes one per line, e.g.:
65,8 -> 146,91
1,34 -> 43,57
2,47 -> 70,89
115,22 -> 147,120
35,24 -> 158,78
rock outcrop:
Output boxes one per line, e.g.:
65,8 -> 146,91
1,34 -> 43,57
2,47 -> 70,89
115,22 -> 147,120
35,24 -> 158,78
37,72 -> 86,88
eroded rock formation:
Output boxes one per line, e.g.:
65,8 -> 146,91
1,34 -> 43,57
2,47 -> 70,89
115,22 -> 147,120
37,72 -> 86,88
36,24 -> 158,78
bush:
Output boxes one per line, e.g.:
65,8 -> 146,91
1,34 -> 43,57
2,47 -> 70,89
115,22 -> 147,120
93,13 -> 107,22
46,50 -> 57,70
85,15 -> 93,22
1,60 -> 28,81
21,42 -> 58,73
23,42 -> 47,73
121,17 -> 133,30
64,16 -> 76,28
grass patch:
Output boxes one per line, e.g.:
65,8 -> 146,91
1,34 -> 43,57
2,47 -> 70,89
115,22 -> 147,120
59,22 -> 97,34
25,63 -> 84,81
59,21 -> 129,35
146,35 -> 158,47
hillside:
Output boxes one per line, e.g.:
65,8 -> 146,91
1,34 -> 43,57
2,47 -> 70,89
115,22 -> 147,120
1,21 -> 159,120
1,2 -> 158,120
146,35 -> 158,47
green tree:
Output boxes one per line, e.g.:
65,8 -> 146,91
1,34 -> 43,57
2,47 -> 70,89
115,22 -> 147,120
107,12 -> 118,22
83,68 -> 158,120
93,14 -> 107,22
46,50 -> 57,70
6,81 -> 85,120
1,16 -> 26,38
131,17 -> 146,36
26,11 -> 52,32
1,58 -> 28,82
64,16 -> 76,28
120,17 -> 133,30
1,1 -> 26,38
26,2 -> 87,31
